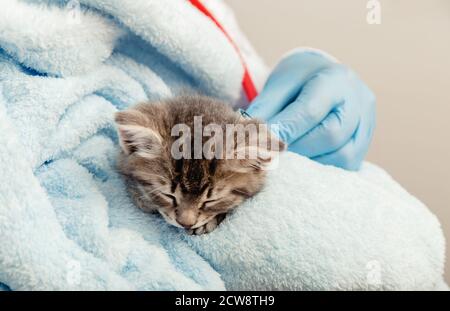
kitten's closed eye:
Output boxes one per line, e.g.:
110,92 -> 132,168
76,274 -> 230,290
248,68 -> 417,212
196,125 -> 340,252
202,198 -> 238,213
201,199 -> 219,209
161,193 -> 178,207
232,188 -> 253,198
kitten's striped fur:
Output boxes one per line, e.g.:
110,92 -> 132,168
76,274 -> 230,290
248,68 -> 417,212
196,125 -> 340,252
115,94 -> 284,235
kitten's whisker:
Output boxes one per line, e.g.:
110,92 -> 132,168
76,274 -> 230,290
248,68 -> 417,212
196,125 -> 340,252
139,173 -> 165,180
137,184 -> 168,202
145,185 -> 167,196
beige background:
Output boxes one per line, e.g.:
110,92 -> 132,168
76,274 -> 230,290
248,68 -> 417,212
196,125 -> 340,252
226,0 -> 450,283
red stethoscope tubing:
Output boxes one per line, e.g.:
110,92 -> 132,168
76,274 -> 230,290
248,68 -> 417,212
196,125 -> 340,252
188,0 -> 258,103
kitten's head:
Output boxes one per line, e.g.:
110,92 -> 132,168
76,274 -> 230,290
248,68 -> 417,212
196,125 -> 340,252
115,96 -> 284,230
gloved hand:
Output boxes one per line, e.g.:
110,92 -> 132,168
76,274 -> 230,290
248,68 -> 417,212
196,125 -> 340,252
246,49 -> 376,171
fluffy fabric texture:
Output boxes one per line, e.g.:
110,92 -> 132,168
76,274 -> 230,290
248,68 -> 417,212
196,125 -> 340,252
0,0 -> 446,290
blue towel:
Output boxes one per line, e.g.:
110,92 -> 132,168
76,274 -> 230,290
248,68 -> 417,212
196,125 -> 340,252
0,0 -> 446,290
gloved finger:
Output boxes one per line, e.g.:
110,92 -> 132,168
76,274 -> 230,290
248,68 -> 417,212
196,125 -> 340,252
246,52 -> 333,120
287,100 -> 360,158
311,101 -> 376,171
267,66 -> 347,144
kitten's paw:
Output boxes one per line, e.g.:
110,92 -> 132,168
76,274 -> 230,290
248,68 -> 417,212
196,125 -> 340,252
187,215 -> 225,235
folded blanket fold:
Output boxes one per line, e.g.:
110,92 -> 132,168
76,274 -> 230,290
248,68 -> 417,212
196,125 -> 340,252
0,0 -> 446,290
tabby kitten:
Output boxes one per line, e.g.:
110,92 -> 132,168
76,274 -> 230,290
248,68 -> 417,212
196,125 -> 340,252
115,94 -> 284,235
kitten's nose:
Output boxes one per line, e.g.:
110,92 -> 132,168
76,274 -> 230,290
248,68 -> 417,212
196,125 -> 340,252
177,218 -> 196,229
179,222 -> 193,229
176,210 -> 197,229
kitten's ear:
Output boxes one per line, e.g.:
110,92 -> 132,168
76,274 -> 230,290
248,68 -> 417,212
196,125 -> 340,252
115,111 -> 163,159
226,129 -> 286,173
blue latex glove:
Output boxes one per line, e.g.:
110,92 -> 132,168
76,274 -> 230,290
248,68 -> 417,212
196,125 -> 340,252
246,50 -> 376,171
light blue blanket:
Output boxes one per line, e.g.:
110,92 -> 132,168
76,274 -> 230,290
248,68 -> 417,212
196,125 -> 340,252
0,0 -> 446,290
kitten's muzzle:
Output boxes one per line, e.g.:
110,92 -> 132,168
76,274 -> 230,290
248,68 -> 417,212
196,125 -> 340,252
176,209 -> 198,229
